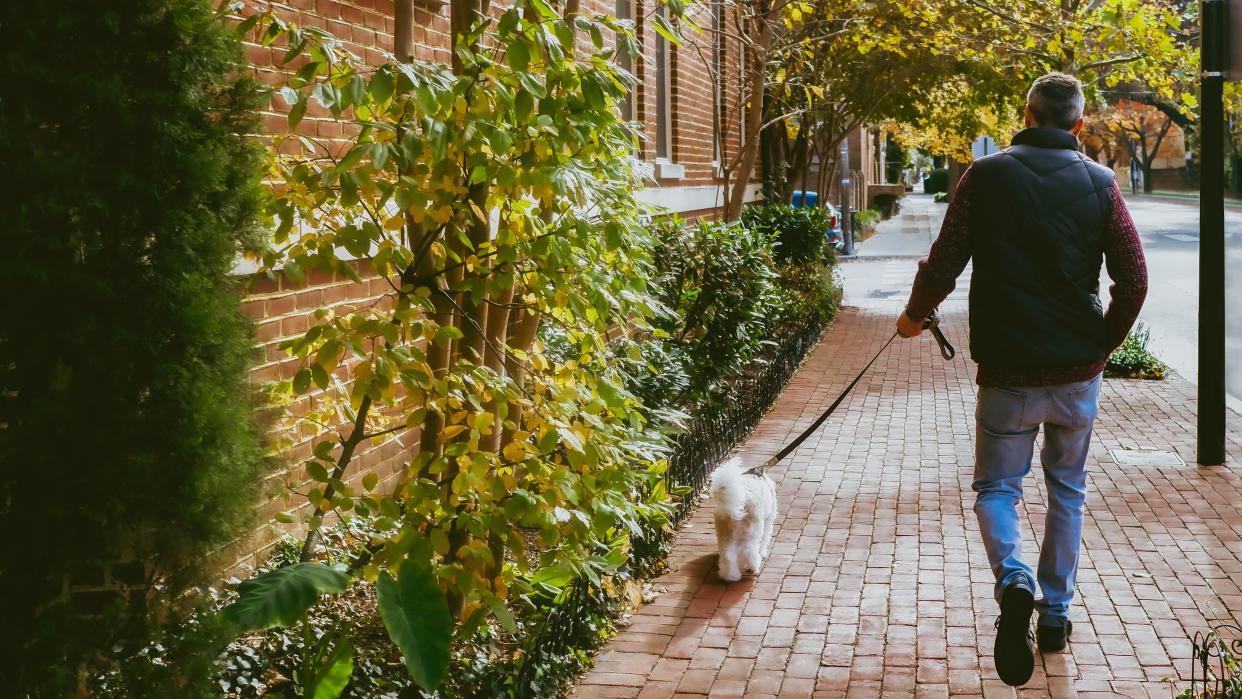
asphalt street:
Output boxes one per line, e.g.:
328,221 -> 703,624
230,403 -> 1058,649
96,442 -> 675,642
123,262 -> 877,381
841,193 -> 1242,408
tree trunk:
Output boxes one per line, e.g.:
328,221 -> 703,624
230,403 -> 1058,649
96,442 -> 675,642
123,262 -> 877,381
725,32 -> 770,221
394,0 -> 414,62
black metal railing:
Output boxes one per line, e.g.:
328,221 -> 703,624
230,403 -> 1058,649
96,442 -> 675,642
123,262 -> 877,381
513,316 -> 826,693
1186,623 -> 1242,698
665,316 -> 825,524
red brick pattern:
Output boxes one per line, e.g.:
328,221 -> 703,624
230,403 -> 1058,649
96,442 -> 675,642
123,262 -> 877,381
573,305 -> 1242,697
221,264 -> 414,577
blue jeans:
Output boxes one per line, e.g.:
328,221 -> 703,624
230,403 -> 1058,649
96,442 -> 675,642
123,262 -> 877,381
973,373 -> 1102,627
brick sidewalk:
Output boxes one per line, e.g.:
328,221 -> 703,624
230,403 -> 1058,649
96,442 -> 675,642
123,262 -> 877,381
572,304 -> 1242,698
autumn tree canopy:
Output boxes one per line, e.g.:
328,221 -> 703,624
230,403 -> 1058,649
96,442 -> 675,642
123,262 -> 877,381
748,0 -> 1199,182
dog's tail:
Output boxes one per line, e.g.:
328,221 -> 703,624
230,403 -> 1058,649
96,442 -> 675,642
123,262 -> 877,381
710,457 -> 753,518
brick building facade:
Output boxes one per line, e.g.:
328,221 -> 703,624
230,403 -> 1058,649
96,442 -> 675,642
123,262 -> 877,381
223,0 -> 757,575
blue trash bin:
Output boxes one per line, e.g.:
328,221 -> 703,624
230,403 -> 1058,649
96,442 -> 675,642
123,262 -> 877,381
791,190 -> 819,208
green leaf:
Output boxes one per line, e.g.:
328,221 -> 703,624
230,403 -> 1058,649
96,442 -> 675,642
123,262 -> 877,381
651,13 -> 683,46
345,74 -> 367,109
581,74 -> 605,109
372,142 -> 390,171
311,82 -> 337,108
370,69 -> 395,102
433,325 -> 464,346
490,600 -> 516,633
288,94 -> 309,129
293,367 -> 312,394
310,640 -> 354,699
376,559 -> 452,691
306,461 -> 330,481
313,440 -> 335,460
528,0 -> 558,21
507,41 -> 530,72
362,472 -> 379,491
312,363 -> 330,389
517,71 -> 547,99
222,563 -> 350,631
497,9 -> 519,36
338,144 -> 366,171
530,563 -> 573,590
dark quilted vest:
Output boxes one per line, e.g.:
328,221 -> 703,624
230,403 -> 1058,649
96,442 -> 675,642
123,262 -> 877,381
968,127 -> 1115,371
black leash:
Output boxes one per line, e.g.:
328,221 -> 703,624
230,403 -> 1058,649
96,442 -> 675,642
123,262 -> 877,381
749,309 -> 956,474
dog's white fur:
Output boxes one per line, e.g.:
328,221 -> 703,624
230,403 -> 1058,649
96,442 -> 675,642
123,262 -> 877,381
710,457 -> 777,582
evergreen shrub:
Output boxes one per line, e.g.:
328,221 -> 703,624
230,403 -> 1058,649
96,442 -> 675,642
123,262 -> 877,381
0,0 -> 267,692
741,203 -> 833,266
925,168 -> 950,194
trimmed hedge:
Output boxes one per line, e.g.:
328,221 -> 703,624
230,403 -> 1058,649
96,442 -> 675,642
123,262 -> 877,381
0,0 -> 267,693
741,203 -> 833,266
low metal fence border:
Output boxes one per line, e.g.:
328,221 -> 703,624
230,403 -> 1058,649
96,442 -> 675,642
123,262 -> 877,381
665,316 -> 826,524
514,316 -> 826,691
1186,622 -> 1242,698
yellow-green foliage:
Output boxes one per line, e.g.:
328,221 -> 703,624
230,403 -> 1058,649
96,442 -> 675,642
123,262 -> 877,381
244,0 -> 673,656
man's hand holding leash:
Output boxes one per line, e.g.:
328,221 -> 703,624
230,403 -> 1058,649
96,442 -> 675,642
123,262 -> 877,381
896,308 -> 956,360
895,308 -> 924,338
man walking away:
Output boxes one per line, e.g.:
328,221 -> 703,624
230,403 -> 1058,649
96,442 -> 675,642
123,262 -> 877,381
895,72 -> 1147,686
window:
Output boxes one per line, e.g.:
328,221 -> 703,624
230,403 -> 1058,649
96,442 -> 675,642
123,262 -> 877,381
654,5 -> 672,161
615,0 -> 637,122
712,0 -> 724,167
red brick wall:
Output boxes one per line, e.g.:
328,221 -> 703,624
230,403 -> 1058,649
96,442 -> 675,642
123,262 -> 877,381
222,265 -> 415,575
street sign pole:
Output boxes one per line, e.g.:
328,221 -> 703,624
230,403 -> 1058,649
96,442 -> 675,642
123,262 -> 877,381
840,142 -> 853,256
1198,0 -> 1227,466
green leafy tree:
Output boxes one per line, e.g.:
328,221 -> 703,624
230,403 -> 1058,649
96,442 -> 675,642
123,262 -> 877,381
0,0 -> 267,693
239,0 -> 674,687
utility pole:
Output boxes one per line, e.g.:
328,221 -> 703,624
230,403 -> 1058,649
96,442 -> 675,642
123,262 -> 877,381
840,141 -> 853,256
1198,0 -> 1227,466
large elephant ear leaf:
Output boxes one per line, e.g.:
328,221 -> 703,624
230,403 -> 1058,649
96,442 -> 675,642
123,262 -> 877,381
222,562 -> 351,631
376,559 -> 452,691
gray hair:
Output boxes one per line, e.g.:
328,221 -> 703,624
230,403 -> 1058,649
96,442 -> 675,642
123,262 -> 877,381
1026,72 -> 1085,130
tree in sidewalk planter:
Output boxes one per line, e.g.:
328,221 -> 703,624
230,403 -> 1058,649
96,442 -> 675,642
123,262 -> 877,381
1105,323 -> 1167,380
236,1 -> 675,692
1226,85 -> 1242,196
0,0 -> 268,694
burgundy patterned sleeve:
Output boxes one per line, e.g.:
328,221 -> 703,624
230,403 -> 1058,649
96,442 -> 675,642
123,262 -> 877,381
1101,182 -> 1148,350
905,166 -> 975,321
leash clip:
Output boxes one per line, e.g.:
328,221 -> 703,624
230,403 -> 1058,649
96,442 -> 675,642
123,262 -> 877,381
922,309 -> 956,361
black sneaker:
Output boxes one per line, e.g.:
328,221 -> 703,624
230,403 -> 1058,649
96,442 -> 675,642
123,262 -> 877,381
1037,619 -> 1073,653
994,581 -> 1035,686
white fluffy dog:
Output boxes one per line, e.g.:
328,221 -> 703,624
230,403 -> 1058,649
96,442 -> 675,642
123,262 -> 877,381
710,457 -> 777,582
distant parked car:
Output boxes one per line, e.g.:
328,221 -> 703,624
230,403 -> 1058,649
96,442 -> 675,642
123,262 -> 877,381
791,190 -> 845,254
